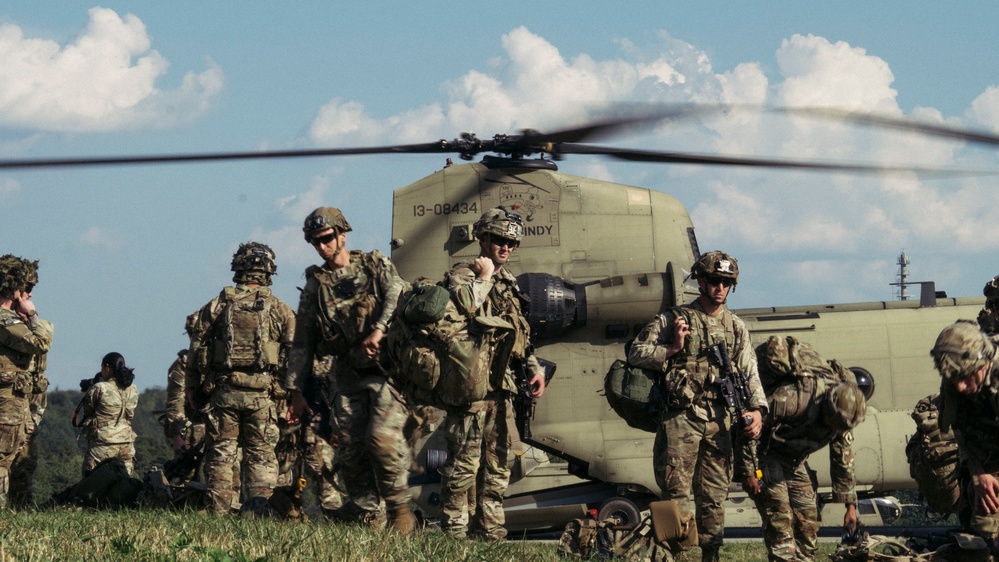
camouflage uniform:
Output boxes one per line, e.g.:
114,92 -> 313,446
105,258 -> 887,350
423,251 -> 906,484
977,275 -> 999,334
188,242 -> 295,514
441,261 -> 544,541
9,383 -> 47,507
933,321 -> 999,549
164,350 -> 206,453
0,256 -> 52,509
81,379 -> 139,475
742,338 -> 864,562
628,300 -> 767,557
276,355 -> 345,514
0,309 -> 51,508
285,247 -> 410,528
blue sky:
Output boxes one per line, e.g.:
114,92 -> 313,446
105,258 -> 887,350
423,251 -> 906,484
2,2 -> 998,390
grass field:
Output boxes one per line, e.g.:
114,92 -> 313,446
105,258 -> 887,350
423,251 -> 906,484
0,507 -> 842,561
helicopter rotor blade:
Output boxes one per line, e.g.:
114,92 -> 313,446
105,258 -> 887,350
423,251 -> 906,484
561,143 -> 998,177
778,107 -> 999,148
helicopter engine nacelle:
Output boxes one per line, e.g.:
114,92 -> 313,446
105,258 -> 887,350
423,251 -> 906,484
518,269 -> 682,340
516,273 -> 587,340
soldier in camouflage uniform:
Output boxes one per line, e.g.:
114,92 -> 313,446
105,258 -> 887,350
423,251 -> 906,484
932,321 -> 999,553
977,276 -> 999,334
187,242 -> 296,514
441,207 -> 547,541
285,207 -> 415,532
276,354 -> 345,515
0,255 -> 52,508
81,352 -> 139,475
628,251 -> 767,562
742,337 -> 864,561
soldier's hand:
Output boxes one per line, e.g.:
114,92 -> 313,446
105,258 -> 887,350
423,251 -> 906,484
742,475 -> 761,497
287,390 -> 313,425
974,473 -> 999,514
361,328 -> 384,359
13,291 -> 36,319
843,503 -> 859,535
666,317 -> 690,357
470,256 -> 495,280
529,371 -> 546,398
742,410 -> 763,439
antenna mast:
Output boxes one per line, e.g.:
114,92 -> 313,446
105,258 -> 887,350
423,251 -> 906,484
896,251 -> 910,300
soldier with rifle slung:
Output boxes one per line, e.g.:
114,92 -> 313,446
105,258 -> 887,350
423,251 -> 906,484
628,251 -> 767,562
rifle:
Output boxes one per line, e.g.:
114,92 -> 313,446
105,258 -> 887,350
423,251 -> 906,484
707,341 -> 762,480
163,438 -> 206,484
512,356 -> 557,440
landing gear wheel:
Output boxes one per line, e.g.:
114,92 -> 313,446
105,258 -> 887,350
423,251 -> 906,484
597,496 -> 641,526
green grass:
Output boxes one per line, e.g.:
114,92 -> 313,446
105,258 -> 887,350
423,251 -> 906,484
0,508 -> 837,561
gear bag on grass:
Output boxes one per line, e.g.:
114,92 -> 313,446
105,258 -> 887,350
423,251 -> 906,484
906,393 -> 961,516
386,279 -> 497,407
51,457 -> 142,508
604,358 -> 662,433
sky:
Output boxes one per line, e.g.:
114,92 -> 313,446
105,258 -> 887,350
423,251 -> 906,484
1,2 -> 998,391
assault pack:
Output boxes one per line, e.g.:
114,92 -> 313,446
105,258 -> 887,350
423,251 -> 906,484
557,500 -> 696,561
193,286 -> 282,391
603,359 -> 662,433
906,394 -> 962,517
386,279 -> 496,407
50,457 -> 143,509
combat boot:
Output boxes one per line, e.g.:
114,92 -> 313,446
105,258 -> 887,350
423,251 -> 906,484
700,546 -> 720,562
390,504 -> 417,535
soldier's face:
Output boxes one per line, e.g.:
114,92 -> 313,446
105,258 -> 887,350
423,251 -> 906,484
308,227 -> 343,262
481,234 -> 517,266
953,363 -> 990,395
698,275 -> 732,305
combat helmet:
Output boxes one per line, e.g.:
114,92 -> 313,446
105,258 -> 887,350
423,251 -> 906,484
231,242 -> 277,274
473,207 -> 524,242
691,251 -> 739,284
303,207 -> 352,241
823,381 -> 867,430
930,320 -> 994,380
0,254 -> 29,297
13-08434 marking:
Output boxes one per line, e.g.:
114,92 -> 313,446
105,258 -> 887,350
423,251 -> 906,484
413,202 -> 478,216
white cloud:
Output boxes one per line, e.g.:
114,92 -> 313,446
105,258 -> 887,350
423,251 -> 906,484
0,7 -> 224,132
77,226 -> 124,251
0,177 -> 20,202
301,26 -> 999,305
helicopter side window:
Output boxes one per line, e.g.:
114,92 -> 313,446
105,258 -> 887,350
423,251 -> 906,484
849,367 -> 876,400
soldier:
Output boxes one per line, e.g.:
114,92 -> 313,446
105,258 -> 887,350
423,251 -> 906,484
0,255 -> 52,508
285,207 -> 415,532
977,276 -> 999,334
187,242 -> 295,514
744,337 -> 864,561
932,320 -> 999,553
80,352 -> 139,475
628,251 -> 767,562
440,207 -> 546,541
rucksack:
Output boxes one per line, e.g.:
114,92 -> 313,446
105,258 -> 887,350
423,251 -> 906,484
757,335 -> 852,393
210,287 -> 280,373
556,501 -> 693,561
51,457 -> 142,509
906,394 -> 962,516
604,359 -> 662,433
386,279 -> 495,407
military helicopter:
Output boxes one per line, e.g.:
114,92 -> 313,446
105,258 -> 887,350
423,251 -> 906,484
4,105 -> 999,532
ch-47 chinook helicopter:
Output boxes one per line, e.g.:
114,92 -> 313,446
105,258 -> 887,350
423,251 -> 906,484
4,105 -> 999,533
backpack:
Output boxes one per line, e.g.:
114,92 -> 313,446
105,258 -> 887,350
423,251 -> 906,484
756,335 -> 852,393
386,279 -> 495,407
210,287 -> 280,372
51,457 -> 142,509
557,501 -> 692,561
906,394 -> 962,516
604,359 -> 662,433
